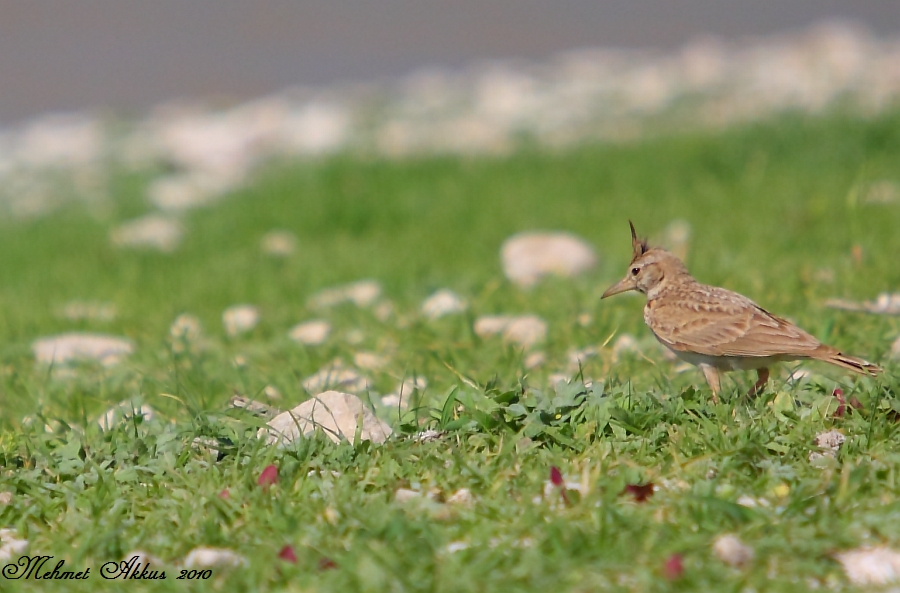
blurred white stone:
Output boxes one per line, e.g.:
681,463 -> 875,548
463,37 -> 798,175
146,173 -> 231,211
611,334 -> 641,361
395,488 -> 421,503
373,300 -> 394,321
712,534 -> 754,568
169,313 -> 202,344
260,230 -> 297,257
289,320 -> 330,346
836,546 -> 900,586
0,528 -> 29,563
261,390 -> 392,445
863,180 -> 900,204
474,314 -> 547,349
447,488 -> 474,506
309,280 -> 381,308
815,429 -> 846,450
183,547 -> 248,569
222,305 -> 259,337
15,113 -> 104,169
302,364 -> 369,393
33,333 -> 133,366
501,232 -> 597,287
98,401 -> 154,431
663,219 -> 692,261
524,351 -> 546,369
0,492 -> 11,505
281,101 -> 351,155
60,301 -> 117,322
383,376 -> 427,408
354,351 -> 388,370
110,215 -> 183,252
421,289 -> 467,319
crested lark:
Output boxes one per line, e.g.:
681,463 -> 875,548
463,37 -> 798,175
601,222 -> 881,401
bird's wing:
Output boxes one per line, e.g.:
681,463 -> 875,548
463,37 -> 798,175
647,285 -> 822,358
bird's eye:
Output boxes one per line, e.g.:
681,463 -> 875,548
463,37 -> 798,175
631,267 -> 640,276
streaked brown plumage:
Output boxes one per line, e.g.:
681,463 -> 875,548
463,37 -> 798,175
601,222 -> 881,401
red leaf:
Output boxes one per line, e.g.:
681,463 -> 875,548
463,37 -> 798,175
258,464 -> 279,489
278,545 -> 297,563
550,466 -> 564,487
832,388 -> 846,418
623,483 -> 655,502
218,489 -> 230,499
663,553 -> 684,580
318,557 -> 337,570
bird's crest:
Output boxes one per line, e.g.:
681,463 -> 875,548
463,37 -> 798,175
629,220 -> 649,262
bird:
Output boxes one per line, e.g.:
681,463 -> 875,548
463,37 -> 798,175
601,222 -> 881,401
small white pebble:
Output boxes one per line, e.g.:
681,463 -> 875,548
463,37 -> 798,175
421,289 -> 467,319
445,541 -> 470,553
222,305 -> 259,337
524,351 -> 545,369
395,488 -> 421,503
354,351 -> 388,370
183,547 -> 248,568
713,534 -> 754,567
836,546 -> 900,585
289,320 -> 330,345
447,488 -> 474,506
260,230 -> 296,256
309,280 -> 381,308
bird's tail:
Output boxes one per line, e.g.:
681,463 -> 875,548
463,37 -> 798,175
814,346 -> 882,377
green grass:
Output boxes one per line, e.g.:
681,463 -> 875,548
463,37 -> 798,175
2,109 -> 900,591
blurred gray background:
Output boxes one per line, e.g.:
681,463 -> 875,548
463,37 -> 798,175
0,0 -> 897,124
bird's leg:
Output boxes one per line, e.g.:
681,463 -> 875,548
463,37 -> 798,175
699,364 -> 721,404
747,367 -> 769,398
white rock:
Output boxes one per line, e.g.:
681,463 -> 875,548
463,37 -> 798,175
611,334 -> 641,361
421,289 -> 467,319
0,528 -> 29,563
183,547 -> 248,569
382,376 -> 427,408
395,488 -> 422,503
222,305 -> 259,337
354,351 -> 388,370
524,352 -> 545,369
110,215 -> 183,252
289,320 -> 331,346
474,314 -> 546,348
169,313 -> 202,343
445,541 -> 471,554
836,546 -> 900,586
260,230 -> 297,257
567,346 -> 599,370
373,301 -> 395,321
447,488 -> 475,506
0,492 -> 11,505
98,401 -> 155,430
261,390 -> 392,445
501,231 -> 597,287
815,429 -> 846,450
33,333 -> 134,366
281,102 -> 351,155
712,534 -> 754,567
60,301 -> 116,322
302,364 -> 369,393
309,280 -> 381,308
146,173 -> 228,211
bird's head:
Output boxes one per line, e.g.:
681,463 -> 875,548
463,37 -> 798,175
601,221 -> 690,299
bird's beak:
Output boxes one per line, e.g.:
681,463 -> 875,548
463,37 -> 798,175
601,276 -> 637,299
